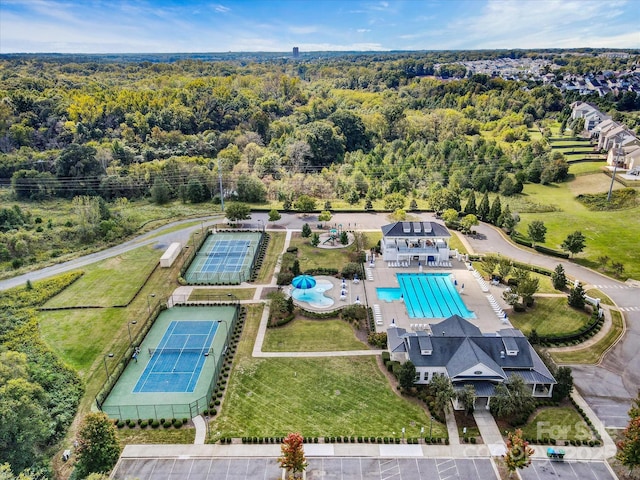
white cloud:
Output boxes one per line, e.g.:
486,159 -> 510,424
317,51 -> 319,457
357,28 -> 371,33
214,4 -> 230,13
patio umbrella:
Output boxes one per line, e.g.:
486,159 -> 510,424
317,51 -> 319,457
291,274 -> 316,290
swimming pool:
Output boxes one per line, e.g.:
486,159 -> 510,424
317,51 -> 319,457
292,279 -> 335,308
377,273 -> 475,319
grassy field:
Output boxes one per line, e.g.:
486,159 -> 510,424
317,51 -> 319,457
519,407 -> 592,442
116,426 -> 196,444
569,161 -> 607,176
290,231 -> 380,272
255,231 -> 285,283
38,244 -> 187,420
189,287 -> 256,301
262,318 -> 367,352
44,246 -> 161,307
211,305 -> 446,439
509,297 -> 591,336
516,174 -> 640,281
551,310 -> 624,364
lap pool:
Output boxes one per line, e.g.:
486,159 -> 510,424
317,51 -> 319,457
376,273 -> 475,319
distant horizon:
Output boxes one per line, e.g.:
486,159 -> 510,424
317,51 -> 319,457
1,0 -> 638,54
1,46 -> 637,57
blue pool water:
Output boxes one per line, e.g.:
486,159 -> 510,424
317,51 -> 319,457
377,273 -> 475,319
377,287 -> 403,302
292,279 -> 335,308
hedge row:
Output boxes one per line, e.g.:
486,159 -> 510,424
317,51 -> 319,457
534,244 -> 570,259
538,314 -> 603,345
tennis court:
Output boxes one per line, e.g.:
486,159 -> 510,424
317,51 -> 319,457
101,306 -> 238,420
184,232 -> 262,284
133,321 -> 218,393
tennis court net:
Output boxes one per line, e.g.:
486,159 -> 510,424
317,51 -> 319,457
148,347 -> 214,356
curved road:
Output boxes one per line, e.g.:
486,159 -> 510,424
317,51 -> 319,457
466,221 -> 639,429
1,212 -> 637,428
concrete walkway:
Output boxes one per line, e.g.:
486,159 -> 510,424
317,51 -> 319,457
473,409 -> 506,457
192,415 -> 206,445
444,410 -> 460,447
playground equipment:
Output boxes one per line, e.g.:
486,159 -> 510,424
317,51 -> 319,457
323,225 -> 343,245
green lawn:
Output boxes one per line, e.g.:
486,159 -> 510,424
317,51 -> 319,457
40,307 -> 131,377
519,407 -> 592,442
569,161 -> 606,176
262,318 -> 367,352
516,177 -> 640,281
509,297 -> 591,336
116,426 -> 196,444
44,245 -> 161,307
551,310 -> 624,364
255,231 -> 285,283
449,232 -> 468,254
211,306 -> 446,439
189,288 -> 256,301
290,232 -> 366,272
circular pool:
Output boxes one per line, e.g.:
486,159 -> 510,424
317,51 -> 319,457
292,279 -> 335,308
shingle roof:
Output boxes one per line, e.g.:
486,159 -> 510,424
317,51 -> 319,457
381,221 -> 451,239
390,315 -> 556,385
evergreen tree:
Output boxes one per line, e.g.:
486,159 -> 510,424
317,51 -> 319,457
488,196 -> 502,225
551,264 -> 567,290
398,361 -> 416,391
310,232 -> 320,247
553,366 -> 573,401
477,192 -> 490,221
301,223 -> 312,238
464,191 -> 477,215
568,282 -> 586,309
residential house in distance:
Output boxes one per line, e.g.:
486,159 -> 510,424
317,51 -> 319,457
380,221 -> 451,266
387,315 -> 556,410
571,102 -> 640,171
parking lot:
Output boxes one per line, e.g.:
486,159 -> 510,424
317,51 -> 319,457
112,457 -> 499,480
520,459 -> 617,480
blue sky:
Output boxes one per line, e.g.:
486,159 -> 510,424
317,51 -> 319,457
1,0 -> 638,53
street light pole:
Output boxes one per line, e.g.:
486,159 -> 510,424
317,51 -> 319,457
429,416 -> 433,440
103,353 -> 114,378
147,293 -> 156,313
127,321 -> 137,347
218,319 -> 230,347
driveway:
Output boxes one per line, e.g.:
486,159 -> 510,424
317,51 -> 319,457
466,221 -> 640,428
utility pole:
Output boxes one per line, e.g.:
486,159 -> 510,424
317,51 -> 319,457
607,143 -> 620,202
217,156 -> 225,212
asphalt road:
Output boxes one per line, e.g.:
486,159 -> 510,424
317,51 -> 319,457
466,221 -> 640,429
1,211 -> 637,428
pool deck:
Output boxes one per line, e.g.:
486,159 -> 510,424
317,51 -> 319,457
363,258 -> 512,334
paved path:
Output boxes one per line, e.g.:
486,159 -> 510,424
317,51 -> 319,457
465,221 -> 640,429
473,409 -> 506,457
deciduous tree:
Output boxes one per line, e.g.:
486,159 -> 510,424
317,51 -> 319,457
561,231 -> 586,258
225,202 -> 251,222
504,429 -> 534,476
429,373 -> 455,414
278,432 -> 308,479
74,412 -> 120,478
527,220 -> 547,246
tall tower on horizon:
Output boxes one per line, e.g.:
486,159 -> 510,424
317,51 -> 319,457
293,47 -> 299,58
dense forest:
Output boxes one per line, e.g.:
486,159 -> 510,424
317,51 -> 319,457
0,49 -> 639,478
0,50 -> 638,271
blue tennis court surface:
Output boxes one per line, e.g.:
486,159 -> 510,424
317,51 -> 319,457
382,273 -> 475,319
200,239 -> 251,273
133,321 -> 218,393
